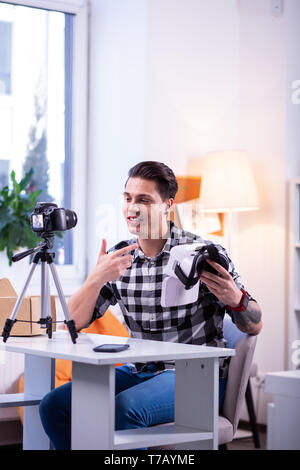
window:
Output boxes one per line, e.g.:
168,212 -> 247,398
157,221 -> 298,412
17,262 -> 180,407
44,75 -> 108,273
0,1 -> 88,285
0,20 -> 12,95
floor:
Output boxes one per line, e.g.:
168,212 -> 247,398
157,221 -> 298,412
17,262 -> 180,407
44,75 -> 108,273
227,422 -> 267,450
0,424 -> 267,451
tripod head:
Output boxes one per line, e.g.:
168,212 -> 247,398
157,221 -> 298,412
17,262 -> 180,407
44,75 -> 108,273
12,233 -> 55,263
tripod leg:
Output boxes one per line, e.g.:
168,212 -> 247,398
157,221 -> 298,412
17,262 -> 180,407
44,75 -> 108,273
48,263 -> 78,344
46,272 -> 53,339
46,317 -> 52,339
47,264 -> 52,315
40,262 -> 48,329
2,263 -> 38,342
40,262 -> 52,338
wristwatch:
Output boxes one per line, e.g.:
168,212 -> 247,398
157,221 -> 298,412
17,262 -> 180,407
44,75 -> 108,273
227,289 -> 249,312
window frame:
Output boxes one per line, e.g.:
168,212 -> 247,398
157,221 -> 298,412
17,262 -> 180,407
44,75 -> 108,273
0,19 -> 13,95
1,0 -> 89,292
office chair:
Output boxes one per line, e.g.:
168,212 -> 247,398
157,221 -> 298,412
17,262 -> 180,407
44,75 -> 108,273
245,362 -> 261,448
219,315 -> 258,448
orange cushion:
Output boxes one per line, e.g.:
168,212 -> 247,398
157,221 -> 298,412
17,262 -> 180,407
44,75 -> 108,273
81,310 -> 129,337
18,310 -> 129,423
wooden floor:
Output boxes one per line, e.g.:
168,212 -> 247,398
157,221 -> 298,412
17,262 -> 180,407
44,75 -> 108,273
227,422 -> 267,450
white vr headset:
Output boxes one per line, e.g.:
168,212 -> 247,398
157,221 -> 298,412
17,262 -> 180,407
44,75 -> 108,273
161,243 -> 229,307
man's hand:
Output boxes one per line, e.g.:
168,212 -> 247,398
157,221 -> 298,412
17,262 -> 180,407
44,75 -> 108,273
88,239 -> 138,286
200,259 -> 262,335
199,259 -> 242,307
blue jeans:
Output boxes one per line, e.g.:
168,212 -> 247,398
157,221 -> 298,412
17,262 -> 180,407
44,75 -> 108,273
39,365 -> 227,450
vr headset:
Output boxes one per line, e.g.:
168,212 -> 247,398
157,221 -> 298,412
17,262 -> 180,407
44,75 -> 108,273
161,243 -> 229,307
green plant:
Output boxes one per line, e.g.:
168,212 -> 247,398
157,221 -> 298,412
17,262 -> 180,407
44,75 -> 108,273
0,168 -> 42,265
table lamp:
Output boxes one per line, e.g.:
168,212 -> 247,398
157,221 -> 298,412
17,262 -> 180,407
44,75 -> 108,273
199,150 -> 259,251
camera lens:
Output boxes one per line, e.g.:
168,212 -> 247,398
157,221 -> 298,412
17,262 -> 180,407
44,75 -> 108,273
65,209 -> 77,230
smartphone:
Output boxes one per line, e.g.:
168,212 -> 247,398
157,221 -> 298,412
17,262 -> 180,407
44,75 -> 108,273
93,344 -> 130,353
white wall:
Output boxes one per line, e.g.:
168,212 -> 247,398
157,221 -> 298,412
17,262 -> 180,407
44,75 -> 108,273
285,0 -> 300,178
237,0 -> 286,423
144,0 -> 240,169
88,0 -> 241,259
238,0 -> 286,371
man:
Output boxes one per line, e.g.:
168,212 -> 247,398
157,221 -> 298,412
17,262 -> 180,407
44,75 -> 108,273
39,161 -> 262,450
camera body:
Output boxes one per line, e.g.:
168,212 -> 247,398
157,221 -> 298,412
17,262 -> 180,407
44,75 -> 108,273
30,202 -> 77,234
161,242 -> 229,307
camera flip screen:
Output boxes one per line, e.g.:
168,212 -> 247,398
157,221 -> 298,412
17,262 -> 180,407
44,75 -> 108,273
32,214 -> 44,229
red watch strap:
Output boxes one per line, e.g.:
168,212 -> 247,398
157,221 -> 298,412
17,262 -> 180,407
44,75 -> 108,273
227,289 -> 248,312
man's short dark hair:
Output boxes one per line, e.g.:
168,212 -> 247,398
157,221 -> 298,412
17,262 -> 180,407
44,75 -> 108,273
126,161 -> 178,201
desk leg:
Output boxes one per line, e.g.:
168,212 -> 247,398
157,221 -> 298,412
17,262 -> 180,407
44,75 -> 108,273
174,357 -> 219,450
71,362 -> 115,450
23,354 -> 55,450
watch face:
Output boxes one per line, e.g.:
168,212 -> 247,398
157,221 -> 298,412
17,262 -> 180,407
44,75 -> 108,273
241,290 -> 249,310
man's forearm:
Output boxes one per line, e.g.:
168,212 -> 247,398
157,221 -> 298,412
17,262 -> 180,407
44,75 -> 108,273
231,300 -> 263,335
68,274 -> 105,331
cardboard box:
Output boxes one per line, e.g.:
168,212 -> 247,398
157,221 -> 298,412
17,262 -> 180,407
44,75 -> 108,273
0,278 -> 56,336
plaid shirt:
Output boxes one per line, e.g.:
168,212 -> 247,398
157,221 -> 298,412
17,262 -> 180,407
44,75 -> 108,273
91,221 -> 255,377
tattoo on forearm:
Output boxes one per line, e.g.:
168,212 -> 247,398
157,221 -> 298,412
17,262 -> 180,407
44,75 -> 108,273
232,302 -> 261,328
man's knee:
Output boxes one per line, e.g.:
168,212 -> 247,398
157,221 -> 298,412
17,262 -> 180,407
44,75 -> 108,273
39,390 -> 55,428
115,391 -> 146,430
39,383 -> 71,427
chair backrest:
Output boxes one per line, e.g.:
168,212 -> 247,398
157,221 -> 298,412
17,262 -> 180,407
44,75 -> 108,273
221,314 -> 257,435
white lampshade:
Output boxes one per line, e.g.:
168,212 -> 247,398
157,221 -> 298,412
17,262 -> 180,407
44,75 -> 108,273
200,150 -> 259,213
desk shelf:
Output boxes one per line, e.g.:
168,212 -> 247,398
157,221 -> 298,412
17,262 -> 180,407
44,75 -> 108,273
114,424 -> 213,450
0,393 -> 42,408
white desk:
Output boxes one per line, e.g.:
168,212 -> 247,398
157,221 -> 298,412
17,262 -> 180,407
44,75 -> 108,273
0,331 -> 234,450
265,370 -> 300,450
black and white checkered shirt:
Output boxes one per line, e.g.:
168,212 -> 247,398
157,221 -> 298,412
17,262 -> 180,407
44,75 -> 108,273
91,221 -> 255,377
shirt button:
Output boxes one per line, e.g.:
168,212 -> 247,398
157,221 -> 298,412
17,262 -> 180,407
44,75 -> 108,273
150,314 -> 156,321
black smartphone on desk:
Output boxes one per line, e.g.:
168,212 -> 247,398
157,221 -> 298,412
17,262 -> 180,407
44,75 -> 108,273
93,344 -> 130,353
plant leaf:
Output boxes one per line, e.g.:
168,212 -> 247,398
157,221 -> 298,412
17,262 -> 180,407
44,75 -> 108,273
11,170 -> 21,194
0,169 -> 44,263
19,167 -> 34,191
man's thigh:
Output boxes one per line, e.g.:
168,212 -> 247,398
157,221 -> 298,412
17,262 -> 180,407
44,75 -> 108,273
115,365 -> 150,395
115,370 -> 175,428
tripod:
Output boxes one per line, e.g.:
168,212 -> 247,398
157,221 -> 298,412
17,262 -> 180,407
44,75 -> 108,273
1,237 -> 78,344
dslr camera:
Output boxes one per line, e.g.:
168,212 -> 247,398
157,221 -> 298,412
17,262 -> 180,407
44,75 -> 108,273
30,202 -> 77,234
161,242 -> 229,307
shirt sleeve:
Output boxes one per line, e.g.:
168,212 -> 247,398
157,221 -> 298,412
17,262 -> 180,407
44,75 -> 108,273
89,282 -> 118,324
